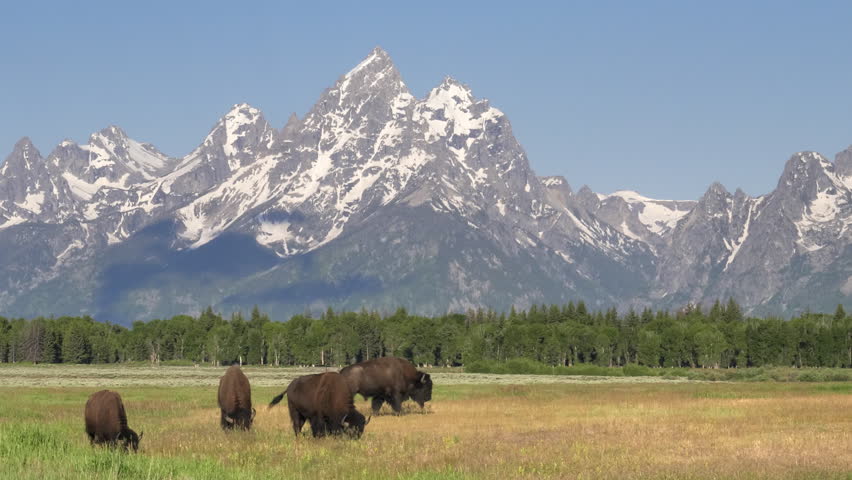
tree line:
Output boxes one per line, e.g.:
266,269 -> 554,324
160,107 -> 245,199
0,300 -> 850,369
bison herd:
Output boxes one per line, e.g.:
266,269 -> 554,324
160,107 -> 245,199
83,356 -> 433,451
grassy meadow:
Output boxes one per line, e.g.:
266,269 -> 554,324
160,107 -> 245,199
0,365 -> 850,479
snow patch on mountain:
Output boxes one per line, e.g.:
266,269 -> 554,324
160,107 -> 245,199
608,190 -> 693,235
256,220 -> 293,254
541,177 -> 566,188
724,197 -> 761,270
16,192 -> 45,214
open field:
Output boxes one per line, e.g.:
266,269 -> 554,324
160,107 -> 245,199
0,366 -> 850,479
0,364 -> 697,387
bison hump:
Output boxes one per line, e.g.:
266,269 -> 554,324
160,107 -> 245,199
316,372 -> 353,415
85,390 -> 128,434
218,366 -> 252,412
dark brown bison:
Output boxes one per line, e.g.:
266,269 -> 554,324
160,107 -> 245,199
339,356 -> 432,414
269,372 -> 368,438
84,390 -> 142,452
217,365 -> 255,430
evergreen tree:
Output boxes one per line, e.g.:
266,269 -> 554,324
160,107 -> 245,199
62,325 -> 90,364
724,298 -> 744,323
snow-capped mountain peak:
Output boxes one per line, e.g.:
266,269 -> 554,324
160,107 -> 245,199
345,46 -> 394,79
334,46 -> 408,106
195,103 -> 276,169
85,125 -> 172,181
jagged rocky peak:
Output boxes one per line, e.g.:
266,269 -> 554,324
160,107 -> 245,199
574,184 -> 598,200
190,102 -> 277,172
87,126 -> 130,164
91,124 -> 127,141
706,181 -> 730,196
332,46 -> 410,106
299,47 -> 413,143
733,187 -> 751,202
778,151 -> 834,186
0,136 -> 80,226
87,125 -> 139,162
539,176 -> 574,212
429,76 -> 475,104
421,76 -> 498,117
414,75 -> 506,154
1,137 -> 41,176
341,47 -> 403,88
221,102 -> 263,127
696,181 -> 732,213
12,136 -> 39,161
48,138 -> 89,174
281,112 -> 301,141
541,175 -> 572,192
220,103 -> 275,155
834,146 -> 852,178
0,138 -> 46,205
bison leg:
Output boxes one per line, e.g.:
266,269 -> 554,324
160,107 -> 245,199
371,396 -> 385,414
289,405 -> 306,437
310,416 -> 327,438
390,392 -> 403,415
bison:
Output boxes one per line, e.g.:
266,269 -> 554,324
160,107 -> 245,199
218,365 -> 256,430
84,390 -> 143,452
269,372 -> 369,438
339,356 -> 432,415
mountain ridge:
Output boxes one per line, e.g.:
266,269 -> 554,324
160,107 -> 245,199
1,47 -> 851,322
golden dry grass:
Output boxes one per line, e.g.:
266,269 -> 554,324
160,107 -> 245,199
0,369 -> 849,479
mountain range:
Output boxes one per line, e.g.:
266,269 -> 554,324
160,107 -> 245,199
2,47 -> 851,323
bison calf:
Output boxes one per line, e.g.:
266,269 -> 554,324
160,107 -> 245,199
218,365 -> 256,430
269,372 -> 369,439
84,390 -> 142,452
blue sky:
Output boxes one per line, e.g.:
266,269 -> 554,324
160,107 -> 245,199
1,1 -> 851,199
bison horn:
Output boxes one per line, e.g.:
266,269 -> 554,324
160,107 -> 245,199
224,415 -> 235,424
420,373 -> 427,383
365,414 -> 372,426
251,408 -> 257,421
340,414 -> 348,425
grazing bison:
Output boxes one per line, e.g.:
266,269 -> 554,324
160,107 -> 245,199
84,390 -> 142,452
340,356 -> 433,414
269,372 -> 369,438
217,365 -> 256,430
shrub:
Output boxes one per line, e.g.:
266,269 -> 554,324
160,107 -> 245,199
623,364 -> 658,377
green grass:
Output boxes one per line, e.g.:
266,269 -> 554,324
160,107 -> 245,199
0,366 -> 849,479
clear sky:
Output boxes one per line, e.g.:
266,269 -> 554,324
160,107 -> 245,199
2,1 -> 851,200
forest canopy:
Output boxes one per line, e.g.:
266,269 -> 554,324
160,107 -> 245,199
0,301 -> 850,369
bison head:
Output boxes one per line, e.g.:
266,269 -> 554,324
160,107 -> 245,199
223,407 -> 255,430
341,410 -> 369,439
409,372 -> 433,408
121,429 -> 142,452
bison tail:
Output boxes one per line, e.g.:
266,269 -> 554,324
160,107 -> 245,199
269,389 -> 287,407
